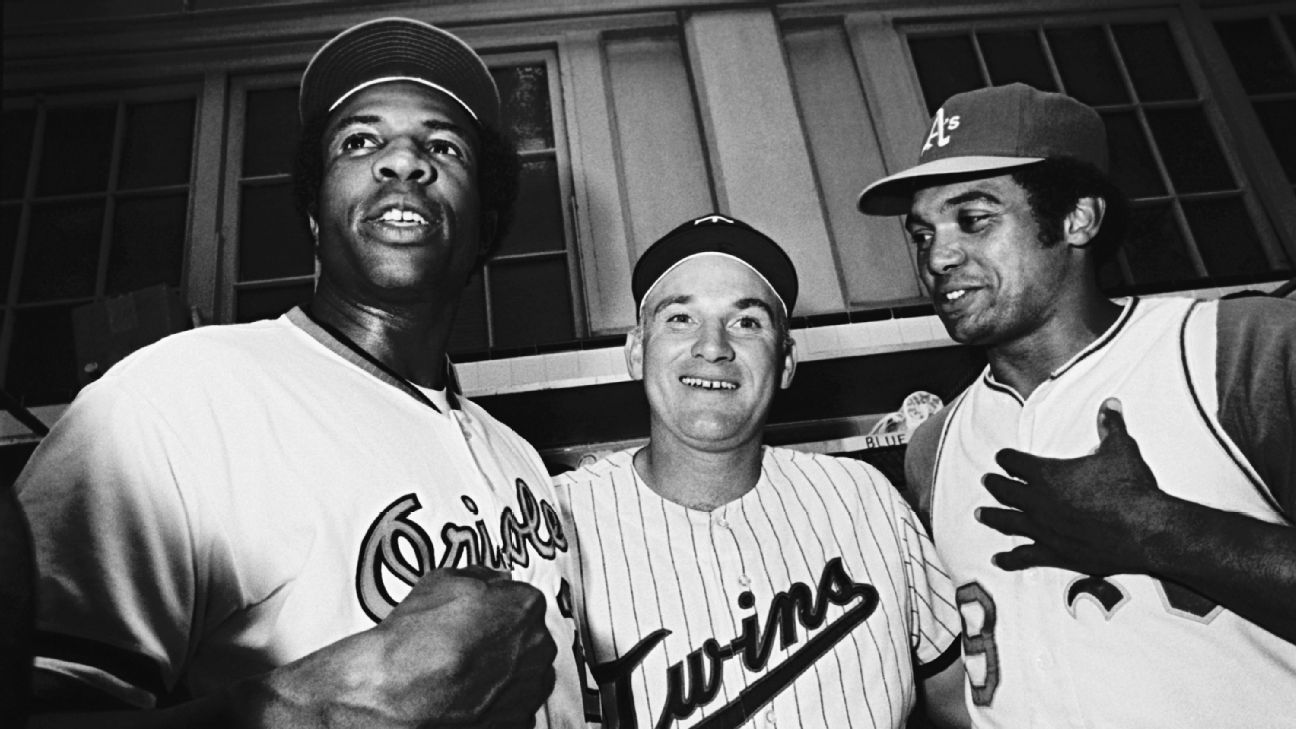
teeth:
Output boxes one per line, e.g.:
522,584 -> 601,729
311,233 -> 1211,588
945,289 -> 967,302
379,208 -> 427,224
680,376 -> 737,391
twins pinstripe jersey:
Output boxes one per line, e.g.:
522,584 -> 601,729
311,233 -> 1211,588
17,307 -> 585,727
555,446 -> 960,729
912,295 -> 1296,728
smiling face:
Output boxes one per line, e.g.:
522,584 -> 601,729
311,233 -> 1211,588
905,172 -> 1084,348
627,255 -> 796,453
313,82 -> 484,307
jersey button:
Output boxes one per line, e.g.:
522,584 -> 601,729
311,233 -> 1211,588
715,516 -> 730,529
738,574 -> 751,587
765,709 -> 776,725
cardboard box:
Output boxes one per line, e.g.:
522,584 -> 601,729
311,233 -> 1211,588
72,285 -> 192,386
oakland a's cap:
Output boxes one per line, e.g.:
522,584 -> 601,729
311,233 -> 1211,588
857,83 -> 1107,216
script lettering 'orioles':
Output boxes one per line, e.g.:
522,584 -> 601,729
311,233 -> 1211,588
356,479 -> 567,622
592,557 -> 879,729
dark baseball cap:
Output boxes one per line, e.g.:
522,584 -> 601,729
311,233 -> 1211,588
632,214 -> 798,316
298,17 -> 500,129
857,83 -> 1107,216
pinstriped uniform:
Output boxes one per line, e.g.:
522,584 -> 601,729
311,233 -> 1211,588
556,446 -> 960,729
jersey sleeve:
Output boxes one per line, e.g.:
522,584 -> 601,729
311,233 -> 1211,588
15,379 -> 202,709
1212,296 -> 1296,519
888,473 -> 961,672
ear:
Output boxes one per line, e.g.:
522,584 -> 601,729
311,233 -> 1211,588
624,326 -> 645,381
1064,196 -> 1106,249
779,337 -> 798,390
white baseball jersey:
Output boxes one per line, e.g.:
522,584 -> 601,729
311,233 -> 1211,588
17,307 -> 584,727
554,446 -> 961,729
910,295 -> 1296,728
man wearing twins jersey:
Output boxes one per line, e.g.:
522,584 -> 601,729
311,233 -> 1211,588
17,18 -> 581,728
555,214 -> 968,729
858,83 -> 1296,726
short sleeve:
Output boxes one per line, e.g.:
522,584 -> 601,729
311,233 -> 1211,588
895,488 -> 961,672
16,380 -> 200,708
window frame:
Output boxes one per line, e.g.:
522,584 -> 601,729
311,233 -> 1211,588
1,82 -> 204,402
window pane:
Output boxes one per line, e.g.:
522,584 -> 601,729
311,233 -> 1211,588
1048,26 -> 1129,106
238,182 -> 314,280
2,110 -> 35,200
980,30 -> 1054,90
107,193 -> 187,295
120,99 -> 197,189
37,104 -> 116,196
488,257 -> 574,348
1145,108 -> 1234,193
493,64 -> 554,154
8,303 -> 79,405
0,204 -> 18,301
234,282 -> 312,323
909,34 -> 982,114
1103,111 -> 1164,199
1124,203 -> 1199,287
1183,198 -> 1283,279
1112,23 -> 1194,102
21,199 -> 103,301
1254,99 -> 1296,183
606,33 -> 714,256
1214,18 -> 1296,95
448,270 -> 488,354
496,156 -> 564,256
243,87 -> 300,178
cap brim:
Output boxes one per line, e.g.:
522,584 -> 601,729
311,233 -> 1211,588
857,155 -> 1044,216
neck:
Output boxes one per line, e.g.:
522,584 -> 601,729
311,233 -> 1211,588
635,435 -> 764,511
987,283 -> 1122,398
309,284 -> 459,388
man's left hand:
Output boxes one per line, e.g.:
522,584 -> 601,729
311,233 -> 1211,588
976,397 -> 1178,576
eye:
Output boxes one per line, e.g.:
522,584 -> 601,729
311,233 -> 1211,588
340,133 -> 378,152
665,312 -> 691,324
733,315 -> 764,330
908,228 -> 933,249
427,139 -> 465,159
957,211 -> 993,233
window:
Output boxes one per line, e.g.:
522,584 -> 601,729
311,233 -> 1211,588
223,54 -> 583,355
1213,12 -> 1296,195
904,17 -> 1294,294
1,88 -> 198,405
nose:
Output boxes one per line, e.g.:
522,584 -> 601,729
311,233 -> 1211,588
373,139 -> 435,185
925,230 -> 966,276
692,320 -> 735,363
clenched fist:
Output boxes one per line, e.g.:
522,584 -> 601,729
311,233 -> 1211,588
233,567 -> 557,729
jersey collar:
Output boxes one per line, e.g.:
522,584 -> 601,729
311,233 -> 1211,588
286,306 -> 463,412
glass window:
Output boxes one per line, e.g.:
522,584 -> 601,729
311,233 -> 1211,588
0,90 -> 196,405
905,18 -> 1294,295
1214,13 -> 1296,193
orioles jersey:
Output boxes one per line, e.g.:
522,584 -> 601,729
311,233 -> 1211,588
555,446 -> 961,729
909,295 -> 1296,728
17,307 -> 584,727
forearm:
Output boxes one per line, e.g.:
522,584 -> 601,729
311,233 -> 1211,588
1147,497 -> 1296,644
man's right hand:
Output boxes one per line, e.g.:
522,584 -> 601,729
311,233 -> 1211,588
233,567 -> 557,728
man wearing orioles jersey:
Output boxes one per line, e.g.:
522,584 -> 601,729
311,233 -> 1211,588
858,83 -> 1296,727
16,17 -> 581,728
555,214 -> 968,729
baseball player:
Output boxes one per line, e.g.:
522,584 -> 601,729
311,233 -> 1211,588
555,215 -> 969,729
16,18 -> 583,728
857,83 -> 1296,727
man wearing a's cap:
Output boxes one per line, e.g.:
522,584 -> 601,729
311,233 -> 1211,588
553,214 -> 969,728
16,17 -> 585,728
861,83 -> 1296,726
